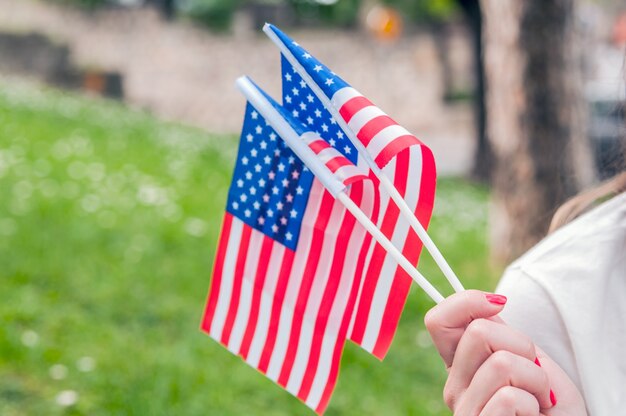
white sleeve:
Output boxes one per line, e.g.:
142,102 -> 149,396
495,267 -> 583,393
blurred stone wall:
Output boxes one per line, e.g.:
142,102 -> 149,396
0,32 -> 71,82
0,31 -> 124,98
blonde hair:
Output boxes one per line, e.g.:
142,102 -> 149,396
549,171 -> 626,232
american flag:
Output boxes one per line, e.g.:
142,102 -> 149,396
270,24 -> 437,359
202,98 -> 378,413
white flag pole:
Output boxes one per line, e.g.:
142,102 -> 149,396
263,23 -> 464,294
236,76 -> 444,304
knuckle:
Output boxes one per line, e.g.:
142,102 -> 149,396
464,289 -> 488,306
442,379 -> 458,410
494,386 -> 519,408
488,350 -> 514,373
493,387 -> 540,414
464,318 -> 490,341
453,397 -> 471,416
507,326 -> 535,360
460,289 -> 475,304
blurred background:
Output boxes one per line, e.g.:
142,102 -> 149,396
1,0 -> 624,415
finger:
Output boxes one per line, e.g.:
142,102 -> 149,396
457,350 -> 553,413
446,318 -> 537,396
479,386 -> 541,416
424,290 -> 507,366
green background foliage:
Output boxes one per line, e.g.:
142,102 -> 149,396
382,0 -> 458,23
51,0 -> 107,9
48,0 -> 459,30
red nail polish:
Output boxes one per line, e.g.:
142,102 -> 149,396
550,389 -> 557,406
535,357 -> 541,367
485,294 -> 507,305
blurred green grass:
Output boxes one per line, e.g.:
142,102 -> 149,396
0,82 -> 501,415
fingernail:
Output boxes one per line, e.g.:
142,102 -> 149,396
485,294 -> 507,305
536,359 -> 556,406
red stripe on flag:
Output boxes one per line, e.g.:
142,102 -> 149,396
314,226 -> 371,414
349,150 -> 409,347
369,149 -> 416,359
239,236 -> 275,360
258,248 -> 296,374
308,139 -> 331,154
338,96 -> 372,123
324,156 -> 352,174
296,182 -> 363,400
414,146 -> 437,224
342,174 -> 370,187
201,213 -> 234,333
374,135 -> 420,169
372,267 -> 414,358
372,151 -> 414,359
220,224 -> 253,345
277,191 -> 336,386
356,115 -> 396,147
349,208 -> 401,345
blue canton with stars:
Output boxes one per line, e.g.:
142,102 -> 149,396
280,55 -> 358,165
226,103 -> 314,251
269,24 -> 351,100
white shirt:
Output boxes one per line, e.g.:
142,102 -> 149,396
497,192 -> 626,415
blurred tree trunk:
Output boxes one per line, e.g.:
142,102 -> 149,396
458,0 -> 493,183
480,0 -> 595,263
158,0 -> 175,20
164,0 -> 175,20
432,22 -> 455,103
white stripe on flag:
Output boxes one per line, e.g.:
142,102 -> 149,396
285,200 -> 346,395
347,156 -> 395,338
330,87 -> 360,109
265,180 -> 325,381
316,148 -> 346,170
365,125 -> 412,160
372,155 -> 394,235
245,242 -> 285,368
227,231 -> 265,353
360,146 -> 423,352
334,165 -> 364,184
305,180 -> 377,407
347,106 -> 386,134
209,219 -> 244,340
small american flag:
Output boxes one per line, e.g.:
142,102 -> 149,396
269,24 -> 437,359
202,97 -> 378,413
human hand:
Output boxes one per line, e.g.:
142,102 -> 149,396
424,290 -> 587,415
